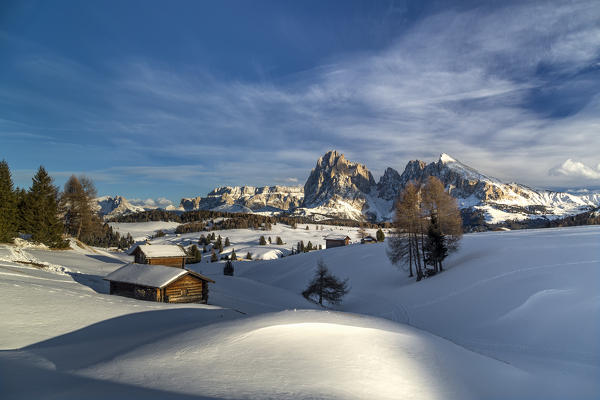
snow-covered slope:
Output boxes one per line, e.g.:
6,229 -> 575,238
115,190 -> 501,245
0,225 -> 598,399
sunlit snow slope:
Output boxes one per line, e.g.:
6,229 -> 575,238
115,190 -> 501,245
0,225 -> 598,399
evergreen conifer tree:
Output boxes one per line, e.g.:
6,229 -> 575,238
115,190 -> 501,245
302,259 -> 349,306
230,248 -> 237,260
276,236 -> 283,245
16,188 -> 31,233
245,251 -> 252,260
376,228 -> 385,242
27,167 -> 65,247
210,250 -> 218,262
424,214 -> 448,273
259,235 -> 266,245
0,160 -> 18,242
224,237 -> 230,247
187,244 -> 201,264
223,260 -> 234,276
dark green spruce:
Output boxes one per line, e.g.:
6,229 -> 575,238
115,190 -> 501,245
0,160 -> 18,242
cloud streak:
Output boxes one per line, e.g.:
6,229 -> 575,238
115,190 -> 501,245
2,1 -> 599,199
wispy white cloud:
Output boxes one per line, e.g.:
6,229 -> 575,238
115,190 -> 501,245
129,197 -> 174,208
2,0 -> 600,198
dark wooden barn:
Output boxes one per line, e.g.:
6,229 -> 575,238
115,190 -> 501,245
131,244 -> 186,268
325,234 -> 351,249
105,263 -> 215,303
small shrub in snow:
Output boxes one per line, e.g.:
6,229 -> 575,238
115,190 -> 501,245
223,260 -> 234,276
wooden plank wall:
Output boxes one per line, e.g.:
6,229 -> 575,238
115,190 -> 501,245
148,257 -> 185,268
165,275 -> 205,303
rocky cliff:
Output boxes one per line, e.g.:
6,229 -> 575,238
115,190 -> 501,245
180,185 -> 303,213
100,150 -> 600,226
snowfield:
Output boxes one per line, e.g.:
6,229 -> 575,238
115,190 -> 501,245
1,224 -> 599,399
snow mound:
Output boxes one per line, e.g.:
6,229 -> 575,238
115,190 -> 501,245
76,311 -> 527,400
0,246 -> 71,275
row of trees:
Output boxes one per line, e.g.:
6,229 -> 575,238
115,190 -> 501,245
0,161 -> 133,249
387,177 -> 463,281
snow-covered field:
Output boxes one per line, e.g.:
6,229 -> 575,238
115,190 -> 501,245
1,225 -> 598,399
110,221 -> 379,260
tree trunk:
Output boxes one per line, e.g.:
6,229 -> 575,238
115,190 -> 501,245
408,240 -> 414,277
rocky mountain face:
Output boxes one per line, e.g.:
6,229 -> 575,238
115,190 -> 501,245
382,154 -> 600,226
95,196 -> 146,218
99,150 -> 600,227
180,185 -> 304,213
376,167 -> 402,201
297,151 -> 377,219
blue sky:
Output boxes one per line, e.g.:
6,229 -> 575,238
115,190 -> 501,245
1,0 -> 599,206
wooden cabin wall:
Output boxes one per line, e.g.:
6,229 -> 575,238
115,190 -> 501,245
148,257 -> 185,268
109,282 -> 158,301
164,275 -> 205,303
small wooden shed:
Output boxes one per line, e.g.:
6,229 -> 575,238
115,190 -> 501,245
131,244 -> 186,268
325,234 -> 351,249
105,263 -> 215,303
361,235 -> 377,244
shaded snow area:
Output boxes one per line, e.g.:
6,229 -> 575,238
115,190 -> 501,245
1,225 -> 599,399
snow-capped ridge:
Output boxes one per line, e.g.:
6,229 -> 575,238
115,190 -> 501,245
100,150 -> 600,225
439,153 -> 457,164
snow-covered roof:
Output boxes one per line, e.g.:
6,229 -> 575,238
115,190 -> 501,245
324,234 -> 351,241
105,263 -> 214,287
134,244 -> 186,258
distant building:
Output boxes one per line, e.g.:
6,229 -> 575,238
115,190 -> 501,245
131,244 -> 186,268
325,234 -> 351,249
105,263 -> 215,303
361,235 -> 377,244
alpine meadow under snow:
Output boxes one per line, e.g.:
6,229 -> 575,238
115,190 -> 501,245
1,223 -> 598,399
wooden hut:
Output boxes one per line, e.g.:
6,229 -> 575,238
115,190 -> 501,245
105,263 -> 215,303
361,235 -> 377,244
131,244 -> 186,268
325,234 -> 351,249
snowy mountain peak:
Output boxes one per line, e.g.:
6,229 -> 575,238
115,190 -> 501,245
95,195 -> 146,218
439,153 -> 457,164
153,151 -> 600,226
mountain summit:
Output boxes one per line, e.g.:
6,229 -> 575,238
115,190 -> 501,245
300,150 -> 376,219
98,150 -> 600,227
